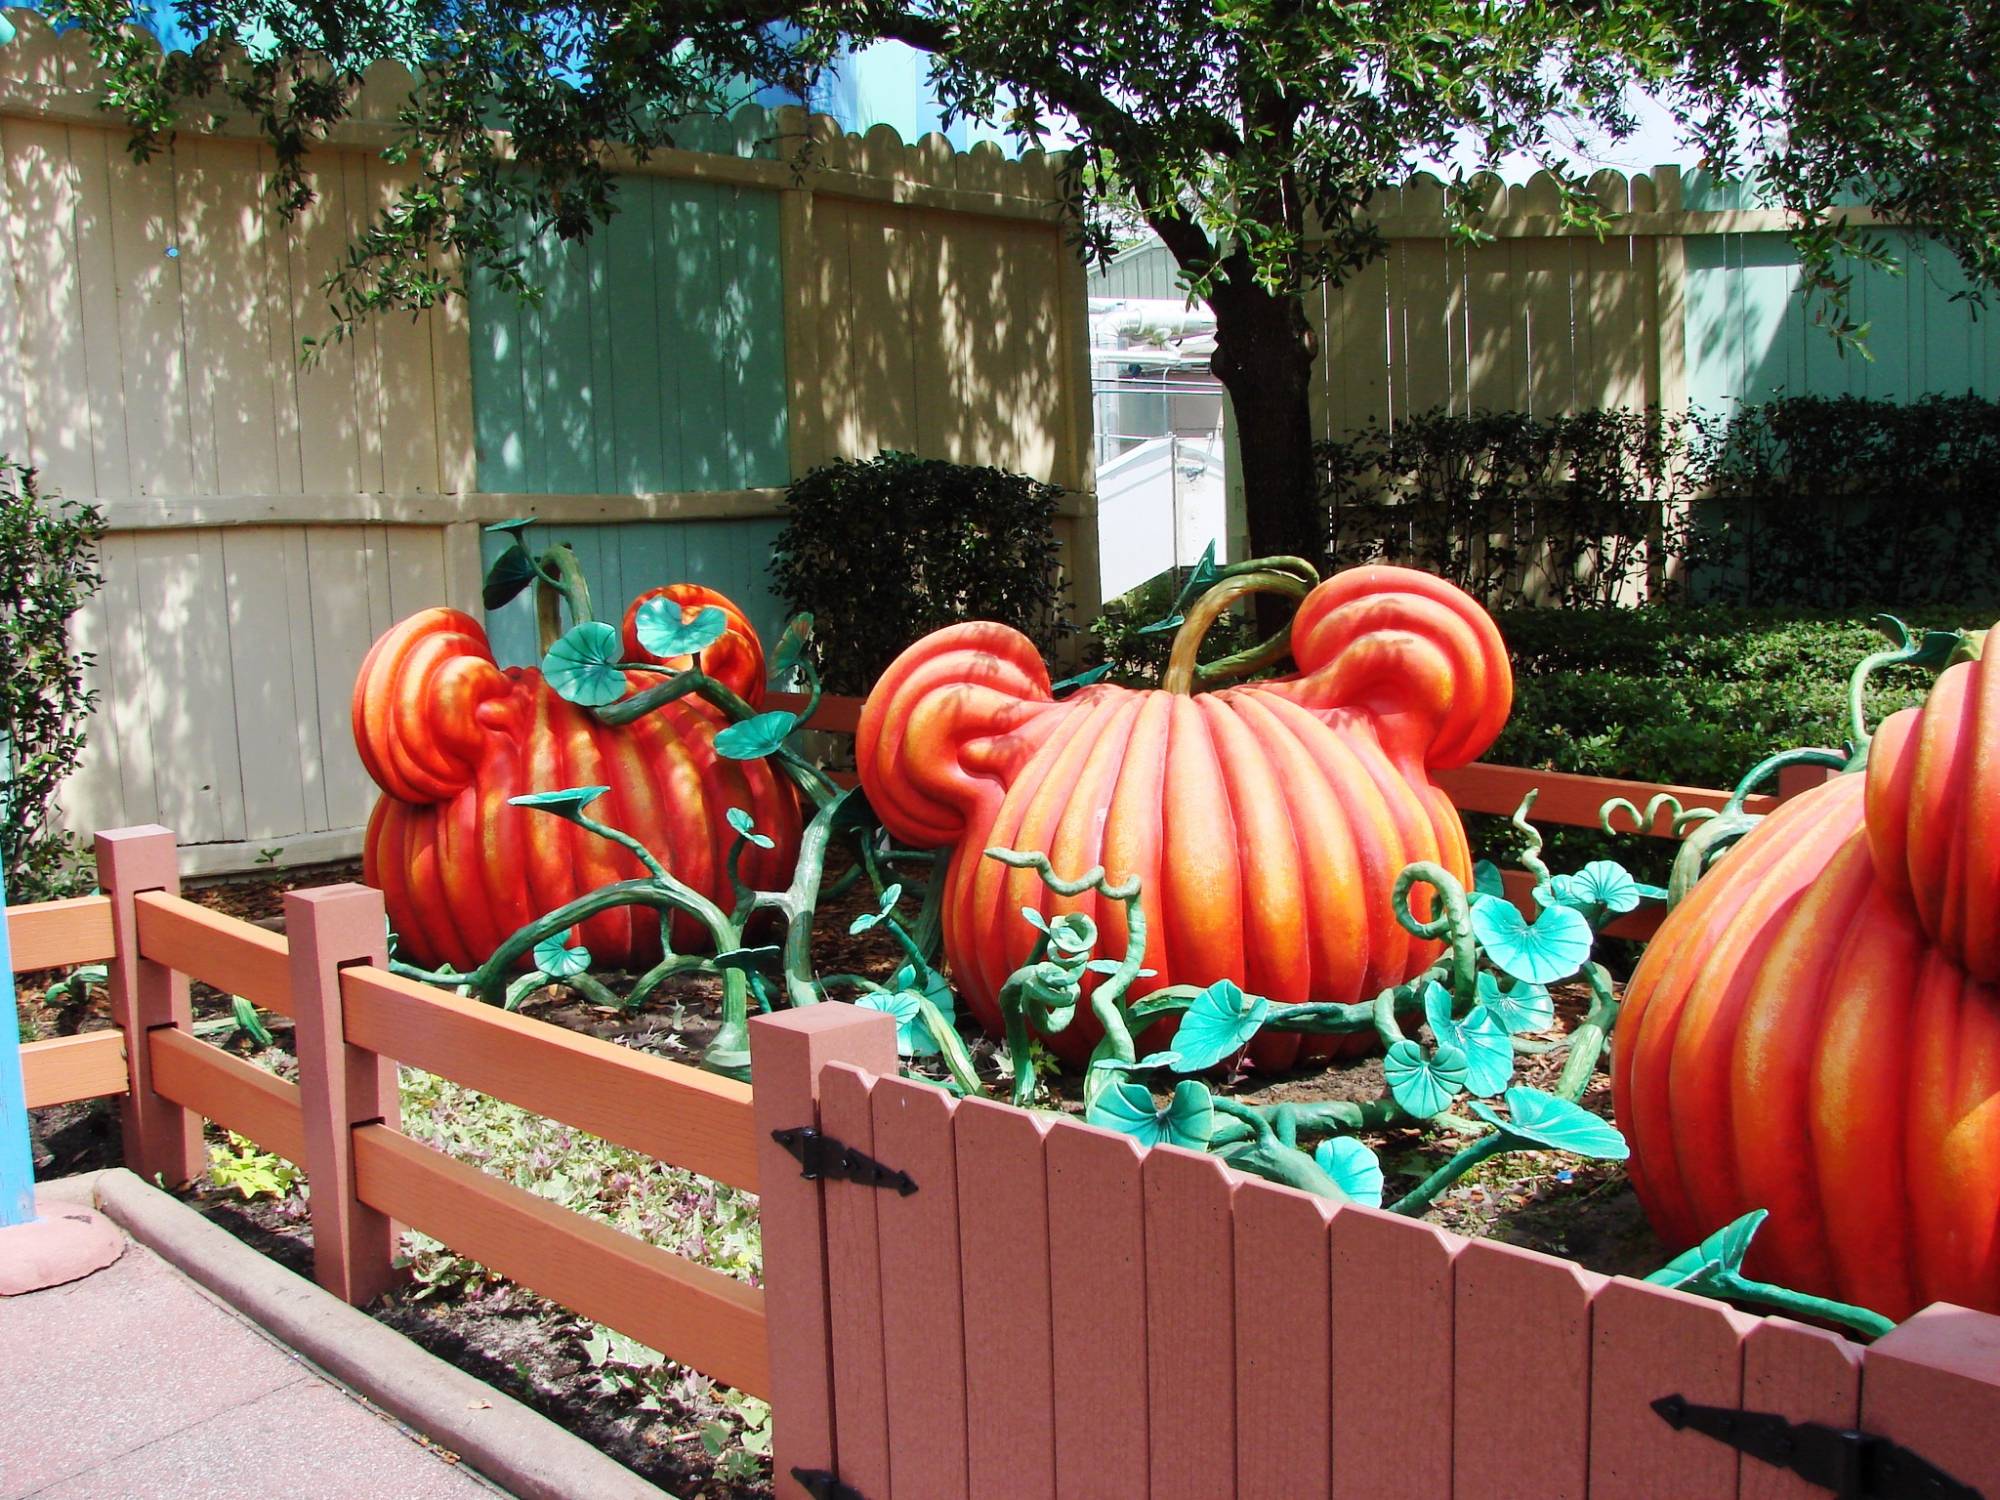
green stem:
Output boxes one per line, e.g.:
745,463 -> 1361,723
1389,1132 -> 1511,1215
533,545 -> 595,653
1553,962 -> 1620,1103
1713,1278 -> 1897,1340
914,998 -> 983,1096
1391,865 -> 1477,1007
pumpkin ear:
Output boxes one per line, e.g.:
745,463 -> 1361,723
856,622 -> 1055,848
620,584 -> 767,708
1285,566 -> 1512,769
352,609 -> 513,804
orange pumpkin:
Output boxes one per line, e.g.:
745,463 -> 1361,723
1614,637 -> 2000,1320
352,591 -> 799,972
856,565 -> 1512,1068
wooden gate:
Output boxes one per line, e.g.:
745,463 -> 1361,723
751,1007 -> 2000,1500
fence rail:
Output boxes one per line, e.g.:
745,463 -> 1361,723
9,768 -> 1995,1500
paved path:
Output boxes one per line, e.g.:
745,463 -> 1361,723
0,1232 -> 499,1500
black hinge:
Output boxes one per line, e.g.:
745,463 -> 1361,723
791,1466 -> 866,1500
772,1126 -> 917,1195
1653,1395 -> 1983,1499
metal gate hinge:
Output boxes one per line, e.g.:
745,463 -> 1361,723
1653,1394 -> 1983,1499
772,1126 -> 916,1195
791,1466 -> 866,1500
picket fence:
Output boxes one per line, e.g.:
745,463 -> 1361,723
12,746 -> 2000,1499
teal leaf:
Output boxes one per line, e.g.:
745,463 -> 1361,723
1089,1050 -> 1185,1075
771,614 -> 814,678
1133,611 -> 1186,637
1170,540 -> 1223,610
1384,1039 -> 1467,1118
1086,1080 -> 1214,1149
828,785 -> 876,833
482,516 -> 535,538
1424,983 -> 1513,1097
849,883 -> 904,934
1170,979 -> 1271,1071
231,995 -> 275,1049
1546,860 -> 1642,915
1084,958 -> 1155,978
1470,859 -> 1506,905
1646,1209 -> 1768,1290
533,935 -> 591,979
1019,905 -> 1049,932
725,806 -> 775,850
508,786 -> 609,824
634,598 -> 729,659
713,710 -> 799,760
1634,882 -> 1670,903
541,622 -> 628,707
1470,898 -> 1593,984
1051,662 -> 1115,695
1314,1137 -> 1384,1208
857,989 -> 926,1056
713,946 -> 782,974
1475,972 -> 1556,1034
482,543 -> 539,609
1472,1088 -> 1629,1160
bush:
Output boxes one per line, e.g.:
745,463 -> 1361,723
1087,567 -> 1262,686
771,452 -> 1070,694
1,462 -> 104,901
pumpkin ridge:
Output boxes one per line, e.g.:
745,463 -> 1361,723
1047,695 -> 1149,1029
1160,692 -> 1247,1006
1100,692 -> 1174,1014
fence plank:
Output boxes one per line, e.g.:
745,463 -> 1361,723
19,1031 -> 126,1108
341,966 -> 759,1191
6,895 -> 114,971
1145,1146 -> 1239,1500
1235,1181 -> 1334,1500
1045,1117 -> 1149,1500
351,1123 -> 771,1397
134,891 -> 292,1015
1330,1206 -> 1459,1500
1738,1319 -> 1861,1500
148,1027 -> 305,1164
1435,761 -> 1777,829
818,1061 -> 894,1499
873,1073 -> 972,1500
1588,1277 -> 1755,1499
749,1007 -> 900,1500
1859,1303 -> 2000,1497
1453,1238 -> 1603,1500
955,1097 -> 1058,1500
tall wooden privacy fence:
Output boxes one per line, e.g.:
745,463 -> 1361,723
11,767 -> 2000,1499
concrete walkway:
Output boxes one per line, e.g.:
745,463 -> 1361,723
0,1229 -> 498,1500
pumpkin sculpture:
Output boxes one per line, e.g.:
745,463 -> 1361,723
856,564 -> 1512,1069
353,584 -> 799,972
1614,631 -> 2000,1320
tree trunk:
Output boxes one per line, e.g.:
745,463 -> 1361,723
1207,277 -> 1324,630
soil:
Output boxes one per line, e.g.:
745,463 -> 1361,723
19,856 -> 1665,1498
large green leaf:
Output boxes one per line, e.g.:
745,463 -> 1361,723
1384,1039 -> 1468,1118
771,613 -> 814,679
1471,1088 -> 1629,1160
482,543 -> 539,609
1645,1209 -> 1768,1290
633,598 -> 729,659
886,960 -> 955,1054
1313,1137 -> 1384,1207
1424,982 -> 1514,1097
713,710 -> 799,760
1170,979 -> 1271,1071
1544,860 -> 1642,916
508,785 -> 609,824
1474,971 -> 1556,1034
533,935 -> 592,979
1086,1080 -> 1214,1149
857,989 -> 926,1056
541,622 -> 628,707
1470,898 -> 1593,984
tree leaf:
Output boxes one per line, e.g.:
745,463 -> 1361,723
1170,978 -> 1271,1071
532,935 -> 591,979
1470,897 -> 1594,984
541,622 -> 628,707
713,710 -> 799,760
1314,1137 -> 1385,1207
1384,1039 -> 1467,1118
634,598 -> 729,659
725,806 -> 775,849
1471,1088 -> 1629,1160
1086,1080 -> 1214,1148
1425,983 -> 1514,1097
1475,971 -> 1556,1033
482,543 -> 539,609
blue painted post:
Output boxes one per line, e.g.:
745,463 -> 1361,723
1,865 -> 38,1227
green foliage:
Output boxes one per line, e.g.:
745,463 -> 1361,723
0,462 -> 104,901
1087,566 -> 1261,686
208,1132 -> 301,1200
771,452 -> 1069,694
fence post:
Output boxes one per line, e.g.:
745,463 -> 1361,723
285,883 -> 398,1306
1776,762 -> 1838,802
95,825 -> 204,1187
750,1005 -> 900,1500
1860,1303 -> 2000,1495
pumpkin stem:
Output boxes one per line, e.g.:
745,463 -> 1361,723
1161,556 -> 1318,694
533,545 -> 596,655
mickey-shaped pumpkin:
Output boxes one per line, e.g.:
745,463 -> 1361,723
353,581 -> 799,972
857,563 -> 1512,1069
1615,625 -> 2000,1320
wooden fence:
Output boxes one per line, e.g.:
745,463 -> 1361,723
0,10 -> 1096,872
12,753 -> 1999,1500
